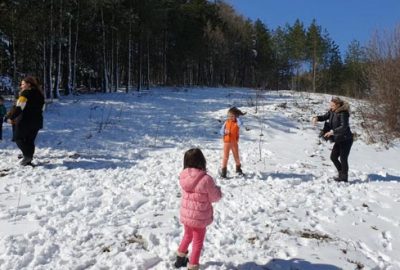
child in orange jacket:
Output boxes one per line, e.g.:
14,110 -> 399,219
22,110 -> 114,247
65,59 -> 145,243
219,107 -> 245,178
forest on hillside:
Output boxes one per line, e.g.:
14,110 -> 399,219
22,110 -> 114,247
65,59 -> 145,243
0,0 -> 368,95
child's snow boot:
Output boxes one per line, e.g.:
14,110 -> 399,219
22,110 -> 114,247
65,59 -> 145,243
174,251 -> 188,268
187,264 -> 200,270
236,164 -> 243,175
220,167 -> 227,178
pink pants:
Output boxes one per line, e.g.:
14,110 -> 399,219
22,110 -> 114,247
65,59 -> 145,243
178,225 -> 207,265
222,142 -> 241,168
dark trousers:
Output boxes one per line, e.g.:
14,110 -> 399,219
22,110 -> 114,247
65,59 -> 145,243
15,129 -> 39,158
0,119 -> 3,140
11,124 -> 16,142
330,139 -> 353,178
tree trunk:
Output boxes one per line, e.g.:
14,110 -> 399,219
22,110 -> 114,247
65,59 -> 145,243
163,28 -> 167,85
48,0 -> 54,100
101,7 -> 109,92
126,18 -> 132,93
115,36 -> 119,92
311,41 -> 317,92
111,26 -> 114,92
42,36 -> 47,100
137,40 -> 142,91
11,13 -> 17,95
146,32 -> 150,90
72,2 -> 79,93
66,14 -> 72,95
53,0 -> 63,99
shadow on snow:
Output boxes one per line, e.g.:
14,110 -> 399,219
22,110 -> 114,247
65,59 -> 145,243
204,258 -> 341,270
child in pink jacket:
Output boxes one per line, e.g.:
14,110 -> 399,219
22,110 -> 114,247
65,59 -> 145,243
174,148 -> 222,270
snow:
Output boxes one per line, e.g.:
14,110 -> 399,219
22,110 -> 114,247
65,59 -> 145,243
0,88 -> 399,270
0,75 -> 12,91
0,31 -> 11,49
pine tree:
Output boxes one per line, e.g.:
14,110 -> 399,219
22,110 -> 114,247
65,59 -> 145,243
253,19 -> 273,89
286,19 -> 306,90
306,19 -> 326,92
343,40 -> 367,97
320,37 -> 343,94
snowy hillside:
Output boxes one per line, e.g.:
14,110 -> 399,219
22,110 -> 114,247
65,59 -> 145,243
0,88 -> 399,270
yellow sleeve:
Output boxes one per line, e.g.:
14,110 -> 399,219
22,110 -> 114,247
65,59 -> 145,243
17,96 -> 28,110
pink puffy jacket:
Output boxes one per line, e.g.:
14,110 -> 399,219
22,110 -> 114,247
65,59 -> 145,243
179,168 -> 222,228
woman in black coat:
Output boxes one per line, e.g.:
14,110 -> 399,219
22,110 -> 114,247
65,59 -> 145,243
312,97 -> 353,182
8,76 -> 44,166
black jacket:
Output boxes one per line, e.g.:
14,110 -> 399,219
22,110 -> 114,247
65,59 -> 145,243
317,102 -> 352,143
10,88 -> 44,138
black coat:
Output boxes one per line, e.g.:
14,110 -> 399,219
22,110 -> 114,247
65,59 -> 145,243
10,88 -> 44,138
317,102 -> 352,143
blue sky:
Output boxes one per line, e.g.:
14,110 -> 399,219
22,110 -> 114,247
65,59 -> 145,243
226,0 -> 400,55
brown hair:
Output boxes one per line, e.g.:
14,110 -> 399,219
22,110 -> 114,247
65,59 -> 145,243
228,107 -> 246,117
331,97 -> 344,106
183,148 -> 206,171
21,76 -> 43,96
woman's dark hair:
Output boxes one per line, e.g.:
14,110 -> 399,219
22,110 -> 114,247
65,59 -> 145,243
183,148 -> 206,171
331,97 -> 344,106
228,107 -> 246,117
0,96 -> 4,101
22,76 -> 44,96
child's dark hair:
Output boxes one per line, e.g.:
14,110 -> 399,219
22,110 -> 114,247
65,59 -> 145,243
228,107 -> 245,117
184,148 -> 206,171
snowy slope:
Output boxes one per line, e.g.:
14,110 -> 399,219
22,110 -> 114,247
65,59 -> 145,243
0,88 -> 399,270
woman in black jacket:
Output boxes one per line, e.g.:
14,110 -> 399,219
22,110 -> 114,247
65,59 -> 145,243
312,97 -> 353,182
8,76 -> 44,166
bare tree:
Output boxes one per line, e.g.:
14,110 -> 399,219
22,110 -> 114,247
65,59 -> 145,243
146,32 -> 150,90
53,0 -> 63,99
101,6 -> 109,92
42,34 -> 47,99
115,35 -> 119,92
72,1 -> 79,93
11,8 -> 17,93
66,12 -> 72,95
47,0 -> 54,100
126,11 -> 133,93
365,24 -> 400,142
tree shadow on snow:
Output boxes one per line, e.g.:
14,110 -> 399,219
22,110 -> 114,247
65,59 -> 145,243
204,258 -> 341,270
350,173 -> 400,184
61,155 -> 137,170
239,258 -> 341,270
266,115 -> 299,134
62,160 -> 136,170
260,172 -> 315,182
29,153 -> 141,170
367,173 -> 400,182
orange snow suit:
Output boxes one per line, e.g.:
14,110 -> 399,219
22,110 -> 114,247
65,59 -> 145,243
223,119 -> 240,143
221,119 -> 241,167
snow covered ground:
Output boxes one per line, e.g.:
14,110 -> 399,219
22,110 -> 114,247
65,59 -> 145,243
0,88 -> 399,270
